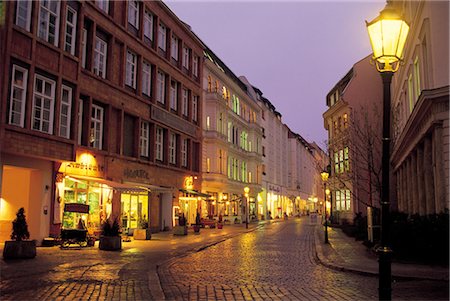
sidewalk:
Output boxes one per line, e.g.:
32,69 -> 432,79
314,224 -> 449,281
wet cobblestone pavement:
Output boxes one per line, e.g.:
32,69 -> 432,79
158,219 -> 449,301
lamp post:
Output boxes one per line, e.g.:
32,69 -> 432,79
366,3 -> 409,300
244,187 -> 250,229
320,170 -> 329,244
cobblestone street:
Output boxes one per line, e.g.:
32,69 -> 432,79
1,218 -> 448,300
158,219 -> 449,301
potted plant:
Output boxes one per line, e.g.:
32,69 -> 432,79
3,208 -> 36,259
217,214 -> 224,229
193,212 -> 201,234
134,219 -> 151,240
99,216 -> 122,251
173,213 -> 188,236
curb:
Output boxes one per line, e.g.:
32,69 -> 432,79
313,225 -> 449,282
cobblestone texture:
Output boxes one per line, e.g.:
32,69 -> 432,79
158,219 -> 449,301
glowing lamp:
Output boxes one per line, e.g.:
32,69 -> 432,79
366,4 -> 409,72
320,171 -> 329,182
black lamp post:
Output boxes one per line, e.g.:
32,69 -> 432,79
366,3 -> 409,300
244,187 -> 249,229
320,170 -> 329,244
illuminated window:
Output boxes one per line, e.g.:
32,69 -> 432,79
414,57 -> 421,100
343,113 -> 348,128
408,73 -> 414,112
207,75 -> 212,92
206,116 -> 210,130
206,158 -> 210,173
344,146 -> 349,171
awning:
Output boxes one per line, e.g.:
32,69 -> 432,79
124,182 -> 174,193
179,189 -> 211,198
66,175 -> 147,193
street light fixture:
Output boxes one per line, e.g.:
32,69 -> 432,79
366,3 -> 409,300
244,187 -> 250,229
320,170 -> 329,244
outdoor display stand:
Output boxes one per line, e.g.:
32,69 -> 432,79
60,203 -> 90,248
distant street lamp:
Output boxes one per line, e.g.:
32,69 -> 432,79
366,3 -> 409,300
320,170 -> 329,244
244,187 -> 250,229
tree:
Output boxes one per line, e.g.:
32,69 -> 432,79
11,207 -> 30,241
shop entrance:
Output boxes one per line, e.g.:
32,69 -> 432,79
179,197 -> 199,226
0,166 -> 41,242
120,193 -> 148,231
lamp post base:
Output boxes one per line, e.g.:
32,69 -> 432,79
377,246 -> 393,300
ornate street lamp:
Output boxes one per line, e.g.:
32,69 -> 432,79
320,170 -> 329,244
366,3 -> 409,300
244,187 -> 250,229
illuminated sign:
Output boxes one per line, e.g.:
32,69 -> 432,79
184,176 -> 194,190
59,152 -> 104,177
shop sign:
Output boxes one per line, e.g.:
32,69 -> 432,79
59,152 -> 104,177
184,176 -> 194,190
268,184 -> 281,193
124,168 -> 149,180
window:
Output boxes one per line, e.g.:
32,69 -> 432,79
38,0 -> 60,46
192,56 -> 199,77
123,114 -> 135,157
156,71 -> 165,104
9,65 -> 28,127
169,133 -> 177,164
142,61 -> 152,96
15,0 -> 32,31
59,85 -> 72,138
182,46 -> 190,69
93,36 -> 107,78
32,74 -> 55,134
171,35 -> 178,60
343,113 -> 348,128
207,76 -> 212,92
156,127 -> 164,161
192,95 -> 198,122
140,121 -> 149,157
206,158 -> 210,173
181,138 -> 188,167
336,190 -> 351,211
96,0 -> 109,14
78,99 -> 83,145
206,116 -> 210,130
414,57 -> 421,100
81,28 -> 87,69
144,10 -> 153,40
170,81 -> 178,110
344,146 -> 349,171
126,50 -> 137,88
64,6 -> 77,55
182,88 -> 189,116
90,104 -> 104,149
408,73 -> 414,112
158,23 -> 166,51
128,0 -> 139,29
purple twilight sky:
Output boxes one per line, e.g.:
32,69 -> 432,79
166,0 -> 386,146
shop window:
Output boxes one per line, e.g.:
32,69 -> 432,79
121,193 -> 148,230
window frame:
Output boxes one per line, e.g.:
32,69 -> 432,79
144,10 -> 153,40
9,65 -> 28,127
140,120 -> 150,157
96,0 -> 109,14
156,70 -> 166,104
90,104 -> 104,150
192,95 -> 198,122
128,0 -> 139,29
181,88 -> 189,117
64,6 -> 77,55
182,46 -> 190,69
32,74 -> 56,134
170,80 -> 178,111
158,23 -> 167,51
192,55 -> 199,77
93,35 -> 108,78
59,85 -> 73,139
156,127 -> 164,161
15,0 -> 32,31
126,50 -> 137,88
142,61 -> 152,97
38,0 -> 61,46
181,138 -> 188,167
169,132 -> 177,164
171,35 -> 179,60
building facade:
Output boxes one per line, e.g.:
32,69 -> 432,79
323,55 -> 383,224
390,0 -> 449,215
0,0 -> 204,243
200,48 -> 263,225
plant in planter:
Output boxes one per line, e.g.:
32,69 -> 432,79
173,213 -> 188,236
193,212 -> 201,234
3,208 -> 36,259
134,219 -> 151,240
99,216 -> 122,251
217,214 -> 224,229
